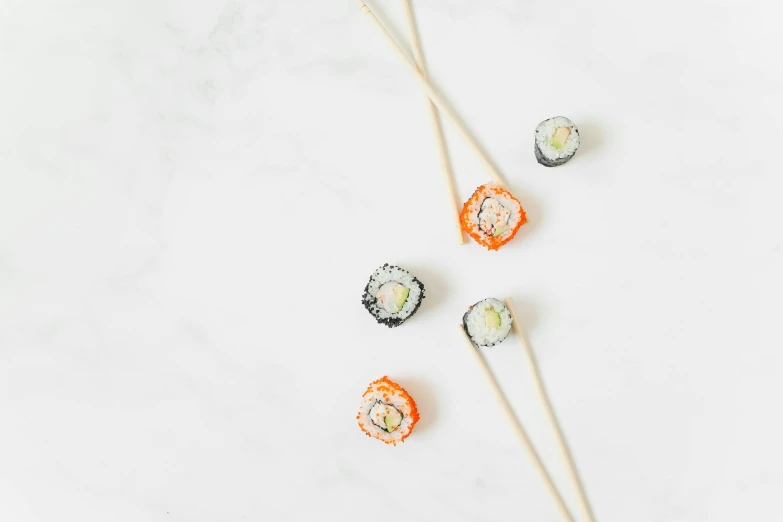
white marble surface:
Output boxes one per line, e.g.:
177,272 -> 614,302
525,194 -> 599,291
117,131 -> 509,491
1,0 -> 782,520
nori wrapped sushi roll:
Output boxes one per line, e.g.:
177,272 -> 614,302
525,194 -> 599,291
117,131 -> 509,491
361,264 -> 425,328
462,297 -> 513,347
534,116 -> 580,167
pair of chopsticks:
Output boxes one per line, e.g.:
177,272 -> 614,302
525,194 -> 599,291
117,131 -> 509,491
459,297 -> 597,522
354,0 -> 507,245
354,4 -> 595,519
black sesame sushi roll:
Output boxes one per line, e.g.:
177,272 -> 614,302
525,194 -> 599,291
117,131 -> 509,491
362,264 -> 425,328
534,116 -> 580,167
462,298 -> 512,347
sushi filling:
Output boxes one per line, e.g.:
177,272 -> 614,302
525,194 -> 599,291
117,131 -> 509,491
369,401 -> 404,433
551,127 -> 571,150
484,309 -> 501,328
375,281 -> 410,314
478,198 -> 511,237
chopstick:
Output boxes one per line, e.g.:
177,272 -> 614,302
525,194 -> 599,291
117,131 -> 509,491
400,0 -> 465,244
505,297 -> 597,522
353,0 -> 506,188
459,326 -> 577,522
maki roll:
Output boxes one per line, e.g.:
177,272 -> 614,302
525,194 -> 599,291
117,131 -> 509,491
357,376 -> 420,445
460,183 -> 527,251
361,264 -> 425,328
462,298 -> 513,347
534,116 -> 580,167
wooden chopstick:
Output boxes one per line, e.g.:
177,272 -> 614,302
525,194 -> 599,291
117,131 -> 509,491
505,297 -> 597,522
400,0 -> 465,244
353,0 -> 506,188
459,326 -> 577,522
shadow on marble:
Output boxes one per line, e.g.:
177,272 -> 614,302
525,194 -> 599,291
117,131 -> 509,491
506,295 -> 541,334
404,263 -> 447,322
574,121 -> 605,158
504,184 -> 543,245
398,377 -> 437,435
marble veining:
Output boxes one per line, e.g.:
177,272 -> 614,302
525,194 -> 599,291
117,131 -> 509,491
1,0 -> 782,521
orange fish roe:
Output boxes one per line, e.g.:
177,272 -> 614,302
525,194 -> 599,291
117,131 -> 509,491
357,376 -> 420,446
459,183 -> 526,251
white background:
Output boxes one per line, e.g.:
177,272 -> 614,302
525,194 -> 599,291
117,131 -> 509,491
1,1 -> 782,521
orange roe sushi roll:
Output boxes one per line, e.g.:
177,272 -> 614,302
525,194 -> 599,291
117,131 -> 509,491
357,377 -> 419,445
460,183 -> 526,251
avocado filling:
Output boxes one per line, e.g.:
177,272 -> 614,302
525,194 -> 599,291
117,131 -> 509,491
369,401 -> 404,433
484,309 -> 501,329
478,198 -> 511,237
375,282 -> 410,314
551,127 -> 571,150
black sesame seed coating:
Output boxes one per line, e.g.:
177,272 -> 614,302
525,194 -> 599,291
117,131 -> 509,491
361,263 -> 425,328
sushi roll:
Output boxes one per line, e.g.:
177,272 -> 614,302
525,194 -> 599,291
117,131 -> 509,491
534,116 -> 580,167
462,298 -> 513,347
361,264 -> 425,328
460,183 -> 527,251
357,376 -> 419,445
